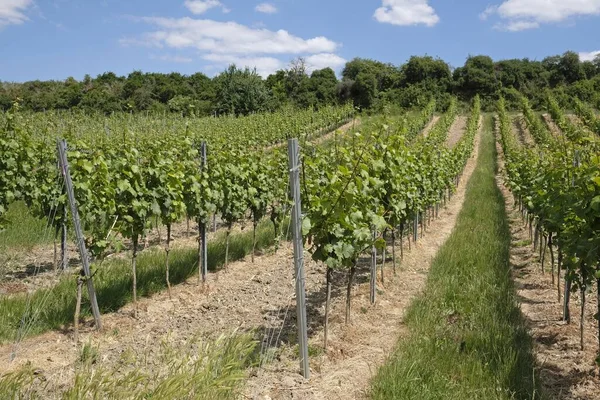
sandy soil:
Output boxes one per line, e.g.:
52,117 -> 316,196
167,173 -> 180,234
495,118 -> 600,400
542,114 -> 564,138
512,114 -> 536,147
445,116 -> 467,148
421,115 -> 441,138
310,118 -> 361,146
0,117 -> 482,399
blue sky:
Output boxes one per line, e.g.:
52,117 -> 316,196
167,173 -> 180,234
0,0 -> 599,82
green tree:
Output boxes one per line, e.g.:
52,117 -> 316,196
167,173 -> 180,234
213,65 -> 270,115
453,55 -> 499,102
309,67 -> 338,107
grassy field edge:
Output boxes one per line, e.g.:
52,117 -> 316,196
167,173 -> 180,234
370,115 -> 541,399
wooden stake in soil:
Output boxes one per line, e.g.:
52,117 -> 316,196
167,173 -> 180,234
580,268 -> 586,351
549,233 -> 555,286
391,228 -> 397,275
165,224 -> 172,299
132,235 -> 139,319
400,222 -> 405,259
413,213 -> 418,243
541,232 -> 547,274
225,228 -> 231,270
252,220 -> 257,263
380,230 -> 385,285
563,275 -> 571,323
346,263 -> 356,324
533,219 -> 539,253
597,278 -> 600,355
74,270 -> 84,342
53,227 -> 59,270
324,267 -> 333,350
370,228 -> 377,305
558,244 -> 562,303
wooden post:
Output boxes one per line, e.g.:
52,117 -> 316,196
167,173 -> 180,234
57,140 -> 102,331
413,212 -> 419,243
370,228 -> 377,305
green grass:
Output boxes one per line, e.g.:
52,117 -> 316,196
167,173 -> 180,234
1,332 -> 256,399
0,219 -> 280,343
0,202 -> 52,251
370,115 -> 541,400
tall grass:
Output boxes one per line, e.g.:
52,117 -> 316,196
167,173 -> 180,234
0,202 -> 51,251
370,115 -> 540,399
0,219 -> 278,343
0,332 -> 256,399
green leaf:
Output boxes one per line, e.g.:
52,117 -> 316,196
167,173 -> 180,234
302,217 -> 311,236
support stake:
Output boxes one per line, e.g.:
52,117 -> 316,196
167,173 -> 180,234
57,139 -> 102,331
287,138 -> 310,380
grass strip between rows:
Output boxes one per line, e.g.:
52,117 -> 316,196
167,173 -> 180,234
0,219 -> 279,343
370,115 -> 540,400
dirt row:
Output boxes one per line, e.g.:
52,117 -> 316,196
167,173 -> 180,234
1,121 -> 483,398
445,115 -> 467,148
542,114 -> 564,138
310,118 -> 361,146
421,115 -> 441,138
495,118 -> 600,400
512,114 -> 536,147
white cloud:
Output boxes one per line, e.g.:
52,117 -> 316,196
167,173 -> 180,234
127,17 -> 339,55
122,13 -> 345,77
479,5 -> 497,20
151,54 -> 193,63
202,54 -> 284,76
0,0 -> 32,27
499,20 -> 540,31
580,50 -> 600,61
482,0 -> 600,30
255,3 -> 277,14
184,0 -> 229,15
305,53 -> 347,72
374,0 -> 439,27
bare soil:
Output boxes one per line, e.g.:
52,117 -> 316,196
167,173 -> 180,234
445,116 -> 467,148
512,114 -> 536,147
310,118 -> 361,146
0,118 -> 482,400
495,118 -> 600,400
542,114 -> 564,138
421,115 -> 441,138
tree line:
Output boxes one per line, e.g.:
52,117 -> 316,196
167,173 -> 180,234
1,51 -> 599,115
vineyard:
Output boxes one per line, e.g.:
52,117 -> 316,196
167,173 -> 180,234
1,95 -> 600,399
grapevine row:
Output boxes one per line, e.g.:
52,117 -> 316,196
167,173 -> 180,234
498,95 -> 600,353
